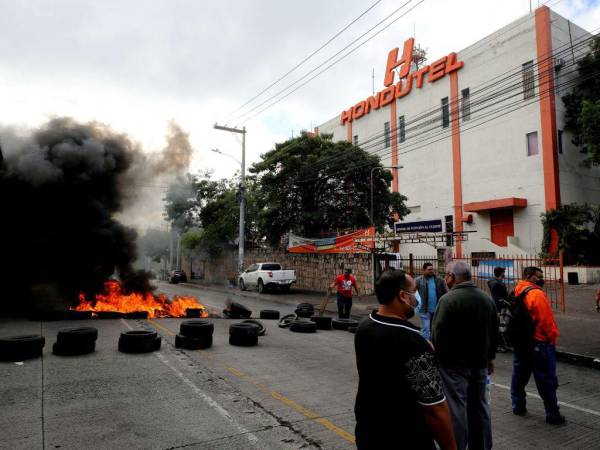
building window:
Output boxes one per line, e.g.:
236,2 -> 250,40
384,121 -> 390,148
522,61 -> 535,100
353,135 -> 358,146
398,115 -> 406,143
526,131 -> 539,156
461,88 -> 471,121
441,97 -> 450,128
558,130 -> 563,154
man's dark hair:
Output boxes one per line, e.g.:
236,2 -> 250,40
423,262 -> 433,270
523,266 -> 542,279
375,269 -> 411,305
494,267 -> 505,277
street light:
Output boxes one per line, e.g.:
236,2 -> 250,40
370,165 -> 403,288
213,124 -> 246,274
211,148 -> 241,165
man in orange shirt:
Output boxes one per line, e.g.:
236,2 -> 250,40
511,266 -> 564,425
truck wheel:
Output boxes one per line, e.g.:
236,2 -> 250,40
281,285 -> 291,293
239,279 -> 246,291
257,279 -> 265,293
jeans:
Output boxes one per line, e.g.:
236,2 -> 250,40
511,343 -> 560,419
440,367 -> 492,450
419,312 -> 434,340
337,293 -> 352,318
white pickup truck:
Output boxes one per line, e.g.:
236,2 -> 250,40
238,262 -> 296,293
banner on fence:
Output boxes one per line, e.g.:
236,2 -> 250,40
287,228 -> 374,253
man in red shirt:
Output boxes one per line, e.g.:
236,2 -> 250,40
330,268 -> 360,318
511,266 -> 564,425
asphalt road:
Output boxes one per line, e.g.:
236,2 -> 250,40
1,282 -> 600,449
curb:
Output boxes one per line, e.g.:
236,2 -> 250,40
556,351 -> 600,371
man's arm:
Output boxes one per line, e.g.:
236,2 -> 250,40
421,402 -> 457,450
353,279 -> 360,296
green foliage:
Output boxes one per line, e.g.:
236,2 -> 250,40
562,36 -> 600,167
541,204 -> 600,264
163,174 -> 199,232
250,132 -> 408,244
138,228 -> 171,263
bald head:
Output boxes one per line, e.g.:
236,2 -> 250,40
446,260 -> 471,283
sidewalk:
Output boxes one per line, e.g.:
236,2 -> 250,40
182,280 -> 600,369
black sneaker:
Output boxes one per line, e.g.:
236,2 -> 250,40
546,415 -> 566,425
513,408 -> 527,416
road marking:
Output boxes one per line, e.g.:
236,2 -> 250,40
492,382 -> 600,417
120,319 -> 259,444
148,320 -> 176,336
149,320 -> 356,444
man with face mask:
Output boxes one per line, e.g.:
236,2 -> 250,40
354,269 -> 456,450
431,261 -> 498,450
511,266 -> 563,425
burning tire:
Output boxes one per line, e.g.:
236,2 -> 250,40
259,310 -> 280,320
332,318 -> 359,330
229,323 -> 260,338
229,335 -> 258,347
65,310 -> 93,320
180,320 -> 214,338
96,311 -> 125,319
241,319 -> 266,336
289,320 -> 317,333
53,341 -> 96,356
278,314 -> 297,328
175,334 -> 212,350
124,311 -> 149,319
185,308 -> 204,318
118,330 -> 161,353
310,316 -> 333,330
0,335 -> 45,361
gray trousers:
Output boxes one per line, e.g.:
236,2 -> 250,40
440,367 -> 492,450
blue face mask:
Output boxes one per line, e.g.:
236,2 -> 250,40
414,290 -> 422,314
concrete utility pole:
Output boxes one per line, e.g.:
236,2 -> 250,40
213,124 -> 246,274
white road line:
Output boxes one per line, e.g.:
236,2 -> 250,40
492,382 -> 600,417
120,319 -> 259,444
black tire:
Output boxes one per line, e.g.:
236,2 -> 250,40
53,341 -> 96,356
239,279 -> 246,291
0,335 -> 45,361
241,319 -> 266,336
65,310 -> 93,320
259,310 -> 280,320
175,334 -> 212,350
180,320 -> 214,338
96,311 -> 124,319
332,318 -> 359,330
118,331 -> 161,353
310,316 -> 333,330
185,308 -> 204,318
229,323 -> 260,338
295,303 -> 315,318
278,313 -> 297,328
281,285 -> 291,293
289,320 -> 317,333
229,335 -> 258,347
347,326 -> 358,334
257,279 -> 265,293
56,327 -> 98,346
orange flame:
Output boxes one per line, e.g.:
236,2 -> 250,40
72,280 -> 207,319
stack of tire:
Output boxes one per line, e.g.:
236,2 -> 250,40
332,318 -> 359,331
176,320 -> 214,350
294,303 -> 315,318
53,327 -> 97,356
118,330 -> 161,353
0,335 -> 45,361
229,320 -> 265,346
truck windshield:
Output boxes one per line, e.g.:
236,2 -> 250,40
261,264 -> 281,271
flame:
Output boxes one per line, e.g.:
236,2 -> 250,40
71,280 -> 207,319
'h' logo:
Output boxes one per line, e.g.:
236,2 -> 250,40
383,38 -> 414,87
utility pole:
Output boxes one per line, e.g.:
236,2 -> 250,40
213,124 -> 246,274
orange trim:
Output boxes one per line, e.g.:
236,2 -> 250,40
390,100 -> 399,192
464,197 -> 528,212
535,6 -> 561,211
347,120 -> 352,143
450,71 -> 463,257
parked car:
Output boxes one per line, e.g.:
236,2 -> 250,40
169,270 -> 187,284
239,263 -> 296,293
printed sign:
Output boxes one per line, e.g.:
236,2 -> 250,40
395,219 -> 443,233
288,228 -> 374,254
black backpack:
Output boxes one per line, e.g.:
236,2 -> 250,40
503,286 -> 539,350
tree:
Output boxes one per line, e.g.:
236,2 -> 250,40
562,36 -> 600,167
250,132 -> 409,244
541,204 -> 600,265
163,174 -> 200,232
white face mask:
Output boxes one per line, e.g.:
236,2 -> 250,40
414,291 -> 422,314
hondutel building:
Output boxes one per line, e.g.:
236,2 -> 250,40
317,6 -> 599,258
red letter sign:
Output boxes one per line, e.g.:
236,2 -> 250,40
383,38 -> 414,87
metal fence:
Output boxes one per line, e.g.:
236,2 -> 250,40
380,253 -> 565,312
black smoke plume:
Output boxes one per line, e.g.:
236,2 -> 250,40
0,118 -> 169,315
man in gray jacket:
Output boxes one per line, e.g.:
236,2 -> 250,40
415,262 -> 448,340
432,261 -> 498,450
